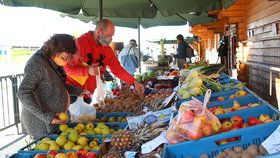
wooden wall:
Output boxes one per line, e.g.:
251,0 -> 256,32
240,0 -> 280,108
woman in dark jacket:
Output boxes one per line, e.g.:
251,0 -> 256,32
18,34 -> 84,138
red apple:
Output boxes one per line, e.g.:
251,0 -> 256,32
86,152 -> 97,158
227,136 -> 240,142
76,149 -> 88,158
247,117 -> 262,126
241,123 -> 248,128
209,107 -> 218,114
259,114 -> 271,122
187,130 -> 204,140
232,100 -> 241,111
67,152 -> 78,158
34,154 -> 47,158
179,110 -> 195,123
229,94 -> 236,99
230,115 -> 243,126
217,97 -> 225,101
221,121 -> 233,131
202,124 -> 215,136
47,150 -> 58,158
214,107 -> 225,115
231,125 -> 241,130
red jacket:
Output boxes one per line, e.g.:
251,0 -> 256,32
64,31 -> 135,93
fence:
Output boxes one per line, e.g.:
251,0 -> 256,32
0,74 -> 24,134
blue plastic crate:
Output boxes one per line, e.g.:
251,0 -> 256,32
96,112 -> 133,117
10,152 -> 44,158
19,134 -> 102,153
216,75 -> 230,81
218,78 -> 239,85
162,120 -> 280,158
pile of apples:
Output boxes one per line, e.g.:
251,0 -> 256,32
209,101 -> 260,115
59,122 -> 121,136
34,149 -> 97,158
33,134 -> 101,151
166,105 -> 221,144
219,114 -> 273,133
216,90 -> 247,102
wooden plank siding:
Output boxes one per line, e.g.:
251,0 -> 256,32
241,0 -> 280,108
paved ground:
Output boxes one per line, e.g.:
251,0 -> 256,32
0,124 -> 31,158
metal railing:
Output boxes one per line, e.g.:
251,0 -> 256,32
0,74 -> 24,134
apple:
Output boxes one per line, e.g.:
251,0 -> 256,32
235,90 -> 247,97
187,130 -> 204,140
34,154 -> 47,158
76,149 -> 88,158
248,103 -> 260,107
86,152 -> 97,158
217,139 -> 228,145
241,123 -> 248,128
227,136 -> 239,142
67,152 -> 78,158
55,153 -> 68,158
264,118 -> 273,123
59,124 -> 68,132
230,115 -> 243,126
179,110 -> 195,123
47,150 -> 58,158
56,135 -> 67,147
259,114 -> 271,122
247,117 -> 262,126
89,141 -> 98,148
217,97 -> 225,101
229,94 -> 236,99
214,107 -> 225,115
208,107 -> 218,114
232,100 -> 241,111
209,119 -> 221,132
221,121 -> 233,131
77,136 -> 88,146
86,123 -> 94,130
231,125 -> 241,130
202,124 -> 214,136
58,112 -> 69,121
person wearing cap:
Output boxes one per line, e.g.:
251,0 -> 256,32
118,39 -> 140,75
64,19 -> 144,104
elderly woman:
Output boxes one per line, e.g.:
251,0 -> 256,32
18,34 -> 84,139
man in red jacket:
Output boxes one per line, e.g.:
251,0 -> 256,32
65,19 -> 143,103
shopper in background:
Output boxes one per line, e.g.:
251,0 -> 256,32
119,39 -> 140,75
174,34 -> 194,69
17,34 -> 84,139
64,19 -> 144,104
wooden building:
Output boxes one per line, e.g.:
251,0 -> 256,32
191,0 -> 280,108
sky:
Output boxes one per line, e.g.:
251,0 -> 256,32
0,4 -> 192,49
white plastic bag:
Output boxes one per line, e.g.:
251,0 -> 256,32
92,67 -> 107,107
68,97 -> 96,122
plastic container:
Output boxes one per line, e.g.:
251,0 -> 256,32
19,135 -> 102,153
10,152 -> 44,158
163,120 -> 280,158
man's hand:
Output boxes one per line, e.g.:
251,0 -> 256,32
134,81 -> 144,94
88,63 -> 100,76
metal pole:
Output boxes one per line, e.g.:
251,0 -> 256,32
138,18 -> 141,73
11,76 -> 20,134
98,0 -> 103,20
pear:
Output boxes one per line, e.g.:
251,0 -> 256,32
94,127 -> 102,135
77,136 -> 88,146
68,132 -> 79,143
56,135 -> 67,147
63,141 -> 75,150
35,143 -> 50,150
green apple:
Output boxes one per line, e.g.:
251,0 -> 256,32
59,124 -> 68,132
63,141 -> 75,150
56,135 -> 67,147
68,132 -> 79,143
77,136 -> 88,146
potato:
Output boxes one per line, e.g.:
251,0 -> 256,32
241,150 -> 253,158
258,145 -> 268,155
234,146 -> 243,153
247,145 -> 258,157
199,154 -> 208,158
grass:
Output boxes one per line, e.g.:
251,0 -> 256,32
0,48 -> 34,64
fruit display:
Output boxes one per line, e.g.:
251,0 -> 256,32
135,71 -> 157,83
215,90 -> 247,101
218,114 -> 274,133
209,100 -> 260,115
32,135 -> 101,151
33,149 -> 97,158
96,91 -> 144,113
166,99 -> 221,144
58,122 -> 124,136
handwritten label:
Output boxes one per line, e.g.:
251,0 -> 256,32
141,132 -> 168,154
261,125 -> 280,154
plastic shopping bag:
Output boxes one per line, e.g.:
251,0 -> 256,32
68,96 -> 96,122
92,67 -> 107,107
166,90 -> 221,144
